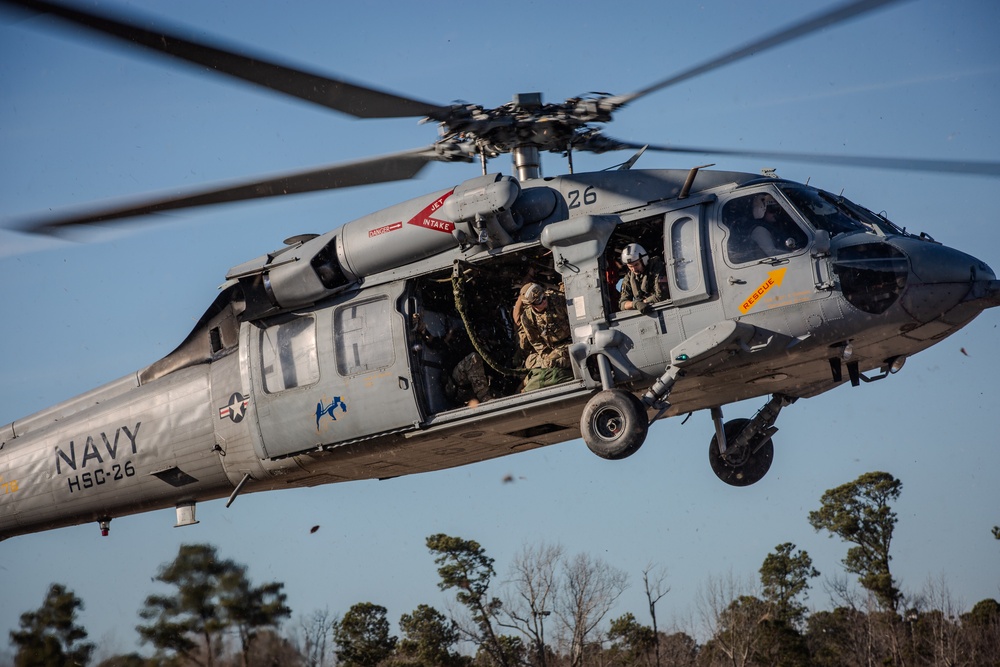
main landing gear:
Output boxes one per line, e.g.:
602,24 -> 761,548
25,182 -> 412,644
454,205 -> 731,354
708,394 -> 794,486
580,389 -> 649,460
578,390 -> 794,486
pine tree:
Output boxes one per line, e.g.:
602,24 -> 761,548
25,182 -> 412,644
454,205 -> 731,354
10,583 -> 95,667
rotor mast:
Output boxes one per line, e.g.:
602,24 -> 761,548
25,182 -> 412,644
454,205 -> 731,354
513,145 -> 542,181
512,93 -> 544,181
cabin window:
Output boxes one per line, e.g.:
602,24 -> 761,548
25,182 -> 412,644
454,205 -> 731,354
669,215 -> 698,291
260,316 -> 320,393
721,193 -> 808,265
335,297 -> 395,375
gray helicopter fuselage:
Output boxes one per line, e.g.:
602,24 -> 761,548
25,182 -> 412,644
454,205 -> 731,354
2,168 -> 996,539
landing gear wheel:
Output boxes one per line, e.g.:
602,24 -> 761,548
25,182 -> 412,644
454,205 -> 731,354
709,418 -> 773,486
580,389 -> 649,460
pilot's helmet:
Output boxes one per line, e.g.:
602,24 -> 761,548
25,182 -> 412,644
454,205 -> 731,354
520,282 -> 545,306
621,243 -> 648,267
752,194 -> 777,220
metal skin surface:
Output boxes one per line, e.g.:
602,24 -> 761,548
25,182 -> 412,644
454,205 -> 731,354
2,168 -> 997,540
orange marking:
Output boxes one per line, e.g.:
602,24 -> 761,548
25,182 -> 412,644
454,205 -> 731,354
740,267 -> 787,314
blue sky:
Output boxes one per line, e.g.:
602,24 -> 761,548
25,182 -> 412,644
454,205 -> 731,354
1,0 -> 998,659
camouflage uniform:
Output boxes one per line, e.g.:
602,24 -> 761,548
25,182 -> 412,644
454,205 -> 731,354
447,352 -> 494,404
619,256 -> 669,311
520,290 -> 572,370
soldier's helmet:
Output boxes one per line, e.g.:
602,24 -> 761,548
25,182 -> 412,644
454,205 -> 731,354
520,282 -> 545,306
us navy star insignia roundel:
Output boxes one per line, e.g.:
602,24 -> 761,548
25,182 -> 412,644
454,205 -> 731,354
219,392 -> 249,423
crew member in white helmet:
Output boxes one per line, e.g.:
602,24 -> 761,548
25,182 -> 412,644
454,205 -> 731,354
619,243 -> 669,313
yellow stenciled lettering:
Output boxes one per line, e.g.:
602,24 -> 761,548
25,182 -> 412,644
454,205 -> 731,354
740,268 -> 788,314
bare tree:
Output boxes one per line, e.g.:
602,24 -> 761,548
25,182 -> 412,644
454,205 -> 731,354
554,552 -> 629,667
641,563 -> 670,667
696,571 -> 765,667
294,608 -> 334,667
500,542 -> 564,666
907,575 -> 966,667
807,573 -> 885,667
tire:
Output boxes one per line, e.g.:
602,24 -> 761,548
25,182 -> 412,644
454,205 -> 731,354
580,389 -> 649,460
708,417 -> 774,486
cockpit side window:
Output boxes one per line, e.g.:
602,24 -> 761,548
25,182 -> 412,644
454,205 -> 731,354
721,193 -> 808,264
779,186 -> 868,236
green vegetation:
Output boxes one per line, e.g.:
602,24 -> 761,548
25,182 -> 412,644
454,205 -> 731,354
9,472 -> 1000,666
808,471 -> 903,612
332,603 -> 396,667
135,543 -> 291,667
10,583 -> 94,667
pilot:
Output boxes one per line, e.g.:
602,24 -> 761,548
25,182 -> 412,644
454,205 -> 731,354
749,194 -> 799,256
518,282 -> 573,390
619,243 -> 669,313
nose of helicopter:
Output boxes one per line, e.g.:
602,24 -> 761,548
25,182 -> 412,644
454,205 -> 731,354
893,237 -> 999,323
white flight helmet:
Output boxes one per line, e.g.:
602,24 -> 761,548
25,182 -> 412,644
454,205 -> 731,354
752,194 -> 777,219
621,243 -> 648,267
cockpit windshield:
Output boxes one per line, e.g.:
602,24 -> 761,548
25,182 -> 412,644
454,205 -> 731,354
820,191 -> 911,237
778,185 -> 869,236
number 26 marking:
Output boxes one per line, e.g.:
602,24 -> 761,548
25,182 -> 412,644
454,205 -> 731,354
567,186 -> 598,209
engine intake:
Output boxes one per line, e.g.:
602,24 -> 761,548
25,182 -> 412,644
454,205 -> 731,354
226,174 -> 527,318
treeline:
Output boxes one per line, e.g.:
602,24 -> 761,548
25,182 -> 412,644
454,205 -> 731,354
8,471 -> 1000,667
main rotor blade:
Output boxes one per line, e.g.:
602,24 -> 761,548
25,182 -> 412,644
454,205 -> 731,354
2,0 -> 451,119
629,141 -> 1000,178
605,0 -> 909,110
18,148 -> 446,233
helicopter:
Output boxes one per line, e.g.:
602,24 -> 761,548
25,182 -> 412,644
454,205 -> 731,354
1,0 -> 998,543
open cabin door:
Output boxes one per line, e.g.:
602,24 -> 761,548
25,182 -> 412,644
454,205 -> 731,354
244,282 -> 420,460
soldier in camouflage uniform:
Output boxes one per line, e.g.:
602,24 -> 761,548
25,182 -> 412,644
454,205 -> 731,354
619,243 -> 669,313
445,351 -> 495,406
518,282 -> 574,390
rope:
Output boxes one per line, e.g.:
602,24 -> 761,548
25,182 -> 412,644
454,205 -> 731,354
451,260 -> 526,377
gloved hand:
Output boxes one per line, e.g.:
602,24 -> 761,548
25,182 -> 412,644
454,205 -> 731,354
636,299 -> 651,314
